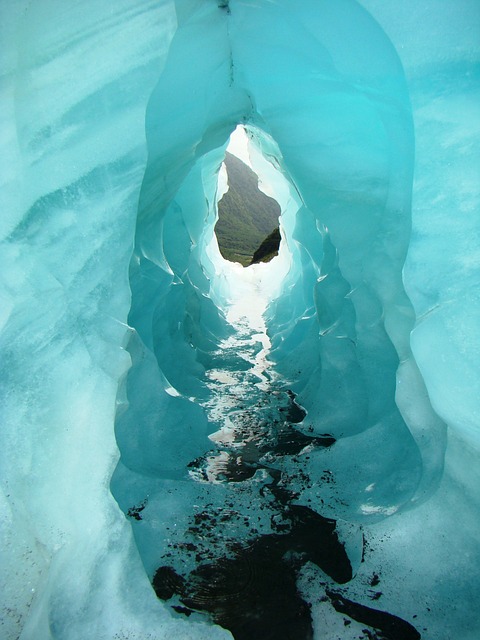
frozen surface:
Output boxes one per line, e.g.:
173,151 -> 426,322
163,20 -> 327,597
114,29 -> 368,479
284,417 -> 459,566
1,1 -> 479,639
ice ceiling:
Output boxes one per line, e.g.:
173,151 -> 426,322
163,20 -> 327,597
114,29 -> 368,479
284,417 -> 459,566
1,1 -> 479,639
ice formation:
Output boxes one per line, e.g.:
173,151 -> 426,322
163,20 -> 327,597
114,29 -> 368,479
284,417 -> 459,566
1,1 -> 479,639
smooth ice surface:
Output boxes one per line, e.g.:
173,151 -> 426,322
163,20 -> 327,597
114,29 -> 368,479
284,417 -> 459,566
1,1 -> 479,639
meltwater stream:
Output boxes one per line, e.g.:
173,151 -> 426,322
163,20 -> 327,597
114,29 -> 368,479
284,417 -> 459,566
149,267 -> 421,640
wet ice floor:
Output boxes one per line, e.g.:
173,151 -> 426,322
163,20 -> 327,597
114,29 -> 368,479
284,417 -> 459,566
150,264 -> 422,640
194,264 -> 329,486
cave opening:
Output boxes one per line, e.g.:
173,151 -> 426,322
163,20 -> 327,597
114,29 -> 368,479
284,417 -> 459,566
214,125 -> 283,268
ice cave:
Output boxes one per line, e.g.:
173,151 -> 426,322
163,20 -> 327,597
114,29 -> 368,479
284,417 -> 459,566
1,1 -> 479,639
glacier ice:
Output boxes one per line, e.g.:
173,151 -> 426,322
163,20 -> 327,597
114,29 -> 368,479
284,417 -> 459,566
1,1 -> 479,639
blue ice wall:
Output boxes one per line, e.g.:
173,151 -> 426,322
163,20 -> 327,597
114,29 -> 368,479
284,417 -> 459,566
1,1 -> 479,639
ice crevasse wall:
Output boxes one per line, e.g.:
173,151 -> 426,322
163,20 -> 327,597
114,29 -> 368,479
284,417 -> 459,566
0,1 -> 479,639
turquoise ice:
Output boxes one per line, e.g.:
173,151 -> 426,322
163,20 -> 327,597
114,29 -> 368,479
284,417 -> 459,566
1,1 -> 479,639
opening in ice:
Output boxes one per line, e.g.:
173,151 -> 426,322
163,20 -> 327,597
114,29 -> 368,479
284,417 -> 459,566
215,126 -> 283,267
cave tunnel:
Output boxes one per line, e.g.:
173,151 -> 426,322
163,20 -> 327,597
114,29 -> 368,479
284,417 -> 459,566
2,1 -> 479,639
112,1 -> 442,637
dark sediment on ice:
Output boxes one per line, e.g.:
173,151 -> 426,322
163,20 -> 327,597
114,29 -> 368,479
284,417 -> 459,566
151,376 -> 421,639
326,589 -> 422,640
